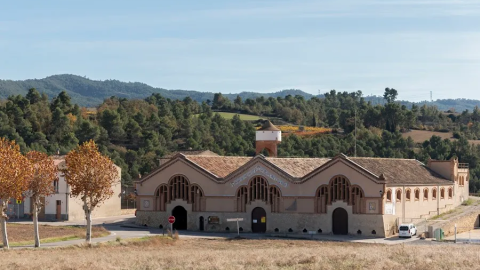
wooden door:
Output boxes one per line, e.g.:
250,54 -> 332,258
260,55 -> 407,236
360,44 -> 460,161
56,200 -> 61,220
332,207 -> 348,235
251,207 -> 267,233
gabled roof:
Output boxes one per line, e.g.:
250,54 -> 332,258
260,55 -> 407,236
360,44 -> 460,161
348,157 -> 449,185
185,156 -> 251,178
265,157 -> 330,178
137,153 -> 453,186
163,150 -> 218,159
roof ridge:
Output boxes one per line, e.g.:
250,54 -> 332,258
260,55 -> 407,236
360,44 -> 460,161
349,157 -> 417,161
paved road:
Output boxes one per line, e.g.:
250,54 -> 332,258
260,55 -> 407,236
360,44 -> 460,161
8,215 -> 445,248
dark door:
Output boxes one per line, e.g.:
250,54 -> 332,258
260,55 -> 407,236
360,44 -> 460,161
172,206 -> 187,230
199,216 -> 204,231
332,207 -> 348,235
252,207 -> 267,233
56,200 -> 61,220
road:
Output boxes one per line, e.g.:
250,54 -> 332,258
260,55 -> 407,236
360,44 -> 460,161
8,215 -> 446,248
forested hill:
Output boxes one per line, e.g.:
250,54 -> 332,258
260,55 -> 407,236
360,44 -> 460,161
1,74 -> 479,111
0,74 -> 314,107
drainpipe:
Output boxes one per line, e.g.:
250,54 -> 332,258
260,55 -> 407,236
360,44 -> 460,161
402,185 -> 405,223
437,185 -> 440,216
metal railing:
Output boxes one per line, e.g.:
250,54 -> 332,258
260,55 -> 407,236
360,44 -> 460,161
458,163 -> 469,169
454,226 -> 480,244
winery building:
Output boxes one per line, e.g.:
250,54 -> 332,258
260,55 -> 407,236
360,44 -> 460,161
135,121 -> 469,237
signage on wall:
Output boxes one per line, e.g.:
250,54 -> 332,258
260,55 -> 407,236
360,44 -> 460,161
208,216 -> 220,224
143,200 -> 150,209
230,165 -> 288,188
261,217 -> 266,223
369,202 -> 376,211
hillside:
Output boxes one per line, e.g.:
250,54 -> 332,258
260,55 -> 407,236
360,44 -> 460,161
1,74 -> 479,111
0,74 -> 315,107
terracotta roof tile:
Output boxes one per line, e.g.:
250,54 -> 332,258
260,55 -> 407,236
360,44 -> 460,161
348,157 -> 451,185
266,157 -> 331,177
164,150 -> 218,158
185,156 -> 252,178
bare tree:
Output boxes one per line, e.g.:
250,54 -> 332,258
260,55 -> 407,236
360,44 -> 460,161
62,141 -> 119,243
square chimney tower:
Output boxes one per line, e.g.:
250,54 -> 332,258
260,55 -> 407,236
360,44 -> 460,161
255,120 -> 281,157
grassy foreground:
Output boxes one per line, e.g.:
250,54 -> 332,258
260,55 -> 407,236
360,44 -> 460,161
0,224 -> 109,247
1,237 -> 480,269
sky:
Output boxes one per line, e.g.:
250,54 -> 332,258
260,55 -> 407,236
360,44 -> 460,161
1,0 -> 480,101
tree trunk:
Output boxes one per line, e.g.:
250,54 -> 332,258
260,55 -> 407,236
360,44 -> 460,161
1,200 -> 9,249
85,203 -> 92,243
33,197 -> 40,248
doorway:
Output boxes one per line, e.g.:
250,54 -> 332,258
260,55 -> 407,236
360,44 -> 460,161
172,206 -> 187,230
332,207 -> 348,235
251,207 -> 267,233
56,200 -> 61,220
199,216 -> 204,231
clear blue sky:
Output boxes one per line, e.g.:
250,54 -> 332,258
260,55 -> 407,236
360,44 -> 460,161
1,0 -> 479,101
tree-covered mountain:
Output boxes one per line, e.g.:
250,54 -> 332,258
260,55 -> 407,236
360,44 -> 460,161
0,74 -> 315,107
1,74 -> 479,111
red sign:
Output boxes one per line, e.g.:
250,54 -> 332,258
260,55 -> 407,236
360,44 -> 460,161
168,216 -> 175,224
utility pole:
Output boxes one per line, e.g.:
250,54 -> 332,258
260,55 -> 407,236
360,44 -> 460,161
354,108 -> 357,157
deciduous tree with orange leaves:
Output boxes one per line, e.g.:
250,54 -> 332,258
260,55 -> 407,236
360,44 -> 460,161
0,138 -> 33,249
62,140 -> 119,243
25,151 -> 58,248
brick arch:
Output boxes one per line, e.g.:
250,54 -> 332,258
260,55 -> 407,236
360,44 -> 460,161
168,174 -> 191,202
236,176 -> 282,212
396,189 -> 402,202
386,188 -> 392,202
315,176 -> 364,214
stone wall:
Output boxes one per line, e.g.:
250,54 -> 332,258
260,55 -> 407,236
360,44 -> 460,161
136,200 -> 387,237
428,205 -> 480,237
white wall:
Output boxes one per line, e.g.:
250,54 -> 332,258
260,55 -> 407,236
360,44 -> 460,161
256,131 -> 281,142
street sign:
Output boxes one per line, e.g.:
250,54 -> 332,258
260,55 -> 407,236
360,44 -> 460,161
16,199 -> 22,204
168,216 -> 176,224
226,217 -> 244,236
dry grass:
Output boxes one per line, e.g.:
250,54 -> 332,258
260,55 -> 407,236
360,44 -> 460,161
1,237 -> 480,269
0,224 -> 109,246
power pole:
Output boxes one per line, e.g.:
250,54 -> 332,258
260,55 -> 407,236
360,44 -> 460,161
430,91 -> 433,102
354,108 -> 357,157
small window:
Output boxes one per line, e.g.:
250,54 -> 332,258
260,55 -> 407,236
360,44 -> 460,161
406,189 -> 411,201
423,188 -> 429,201
396,190 -> 402,202
432,188 -> 437,199
386,189 -> 392,202
448,187 -> 453,199
414,189 -> 420,201
53,180 -> 59,193
440,188 -> 445,199
399,226 -> 409,231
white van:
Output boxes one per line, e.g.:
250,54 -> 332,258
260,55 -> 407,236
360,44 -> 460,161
398,224 -> 417,238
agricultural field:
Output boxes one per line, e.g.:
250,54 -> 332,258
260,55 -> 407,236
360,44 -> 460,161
257,125 -> 332,137
1,237 -> 480,269
0,224 -> 108,247
402,130 -> 480,145
195,112 -> 265,121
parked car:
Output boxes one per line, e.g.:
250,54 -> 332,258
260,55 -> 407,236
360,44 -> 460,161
399,224 -> 417,238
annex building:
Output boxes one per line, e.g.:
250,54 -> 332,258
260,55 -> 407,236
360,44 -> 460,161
135,121 -> 470,237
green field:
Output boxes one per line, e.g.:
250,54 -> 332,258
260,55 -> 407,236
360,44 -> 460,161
195,112 -> 265,121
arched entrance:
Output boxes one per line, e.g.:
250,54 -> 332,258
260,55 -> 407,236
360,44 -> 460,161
172,206 -> 187,230
199,216 -> 204,231
332,208 -> 348,235
251,207 -> 267,233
